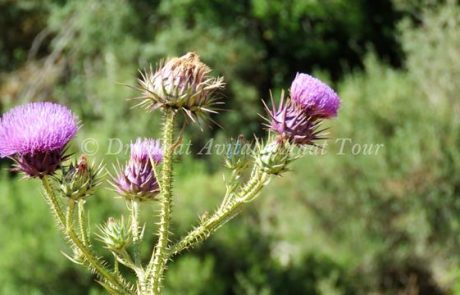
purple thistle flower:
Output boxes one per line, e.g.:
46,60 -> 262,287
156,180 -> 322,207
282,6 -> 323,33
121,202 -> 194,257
290,73 -> 340,118
264,94 -> 321,146
0,102 -> 78,177
114,138 -> 163,201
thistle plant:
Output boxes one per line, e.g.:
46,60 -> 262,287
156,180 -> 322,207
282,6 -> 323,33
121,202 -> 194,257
0,52 -> 341,294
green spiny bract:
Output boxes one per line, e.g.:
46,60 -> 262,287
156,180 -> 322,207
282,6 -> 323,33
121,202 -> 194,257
97,217 -> 133,252
255,140 -> 293,175
225,135 -> 252,171
59,155 -> 103,200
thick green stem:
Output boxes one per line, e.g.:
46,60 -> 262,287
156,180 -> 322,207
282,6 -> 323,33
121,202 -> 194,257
77,200 -> 89,245
131,200 -> 142,265
41,176 -> 131,294
66,199 -> 75,229
168,168 -> 269,258
42,176 -> 65,227
149,110 -> 176,294
131,200 -> 146,293
114,254 -> 120,275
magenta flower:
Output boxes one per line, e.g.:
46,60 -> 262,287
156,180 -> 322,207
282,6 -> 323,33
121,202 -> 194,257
290,73 -> 340,118
114,138 -> 163,201
264,95 -> 321,146
0,102 -> 78,177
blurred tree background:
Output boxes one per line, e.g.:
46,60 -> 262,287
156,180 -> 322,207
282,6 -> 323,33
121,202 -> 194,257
1,0 -> 460,294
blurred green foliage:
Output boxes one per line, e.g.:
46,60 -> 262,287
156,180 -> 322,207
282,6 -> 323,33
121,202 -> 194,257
1,0 -> 460,294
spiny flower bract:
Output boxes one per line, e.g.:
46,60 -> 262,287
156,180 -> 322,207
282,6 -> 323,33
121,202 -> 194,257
0,102 -> 78,177
97,217 -> 133,251
225,135 -> 252,171
136,52 -> 224,123
254,140 -> 292,175
264,92 -> 323,146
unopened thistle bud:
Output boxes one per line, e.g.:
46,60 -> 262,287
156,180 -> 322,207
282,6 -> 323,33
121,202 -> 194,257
59,155 -> 102,200
255,141 -> 292,175
97,217 -> 133,251
113,138 -> 162,201
137,52 -> 224,122
0,102 -> 78,178
225,135 -> 251,171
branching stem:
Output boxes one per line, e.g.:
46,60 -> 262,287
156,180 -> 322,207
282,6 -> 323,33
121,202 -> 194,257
41,176 -> 132,294
168,168 -> 270,258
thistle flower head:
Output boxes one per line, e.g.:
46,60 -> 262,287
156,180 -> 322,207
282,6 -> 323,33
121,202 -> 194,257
59,155 -> 103,200
0,102 -> 78,177
290,73 -> 340,118
264,92 -> 322,146
137,52 -> 224,122
113,138 -> 162,201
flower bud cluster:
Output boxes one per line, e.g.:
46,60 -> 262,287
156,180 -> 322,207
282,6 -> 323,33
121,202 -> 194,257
0,53 -> 344,295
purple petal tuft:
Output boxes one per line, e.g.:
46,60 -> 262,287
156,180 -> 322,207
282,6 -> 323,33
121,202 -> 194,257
130,138 -> 163,164
290,73 -> 341,118
0,102 -> 78,158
